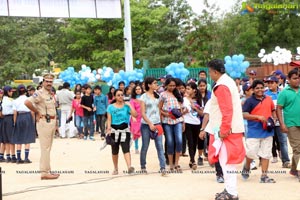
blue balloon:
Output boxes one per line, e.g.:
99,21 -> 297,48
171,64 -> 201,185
135,60 -> 140,65
230,71 -> 237,78
232,55 -> 239,61
178,62 -> 184,69
224,56 -> 231,62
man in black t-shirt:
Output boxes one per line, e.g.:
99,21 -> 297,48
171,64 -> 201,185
80,85 -> 96,141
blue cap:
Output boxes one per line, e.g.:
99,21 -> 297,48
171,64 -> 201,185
279,74 -> 286,79
165,74 -> 173,79
242,82 -> 251,92
265,76 -> 278,83
242,77 -> 249,82
274,70 -> 283,75
17,84 -> 26,91
3,85 -> 12,92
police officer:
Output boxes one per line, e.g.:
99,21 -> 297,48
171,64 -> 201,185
25,74 -> 60,180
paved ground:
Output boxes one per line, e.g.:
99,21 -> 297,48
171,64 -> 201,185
1,136 -> 300,200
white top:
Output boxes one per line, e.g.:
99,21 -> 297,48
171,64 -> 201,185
13,95 -> 31,112
203,99 -> 212,133
140,93 -> 161,124
183,97 -> 201,125
2,96 -> 14,115
57,89 -> 74,110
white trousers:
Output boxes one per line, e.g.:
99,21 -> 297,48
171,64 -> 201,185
219,142 -> 238,196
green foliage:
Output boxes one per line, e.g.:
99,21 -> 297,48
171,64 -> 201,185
1,0 -> 300,85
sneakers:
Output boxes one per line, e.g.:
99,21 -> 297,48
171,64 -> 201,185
250,160 -> 257,170
89,136 -> 95,141
6,157 -> 12,163
11,158 -> 17,163
160,169 -> 167,176
241,167 -> 250,180
0,157 -> 5,162
289,170 -> 299,177
197,157 -> 204,166
282,162 -> 291,168
271,157 -> 278,163
83,136 -> 87,140
216,175 -> 224,183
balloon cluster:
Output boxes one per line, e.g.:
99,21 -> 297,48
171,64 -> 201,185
105,68 -> 144,89
258,47 -> 292,65
59,65 -> 97,88
165,62 -> 189,80
224,54 -> 250,78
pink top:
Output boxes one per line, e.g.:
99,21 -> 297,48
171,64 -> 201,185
72,99 -> 84,117
130,99 -> 142,139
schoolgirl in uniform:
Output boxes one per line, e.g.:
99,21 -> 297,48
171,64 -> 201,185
1,86 -> 17,163
12,85 -> 36,163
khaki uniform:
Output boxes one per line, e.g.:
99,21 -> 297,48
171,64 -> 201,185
27,87 -> 56,176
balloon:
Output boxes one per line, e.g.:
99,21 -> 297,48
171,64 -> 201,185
178,62 -> 184,69
258,53 -> 264,58
95,74 -> 101,80
230,71 -> 237,78
260,49 -> 266,54
232,55 -> 239,61
135,60 -> 140,65
238,54 -> 245,62
224,56 -> 231,62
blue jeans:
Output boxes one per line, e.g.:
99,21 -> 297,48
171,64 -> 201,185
275,126 -> 290,163
83,115 -> 94,137
140,124 -> 166,170
75,115 -> 83,133
163,123 -> 183,155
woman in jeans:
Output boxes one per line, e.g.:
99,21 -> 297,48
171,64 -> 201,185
106,89 -> 137,175
69,91 -> 84,139
182,82 -> 203,170
140,77 -> 166,175
159,78 -> 184,172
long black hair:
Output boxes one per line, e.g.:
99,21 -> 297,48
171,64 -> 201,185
144,77 -> 159,99
165,78 -> 183,103
131,84 -> 144,99
198,79 -> 209,106
186,82 -> 201,106
107,86 -> 115,100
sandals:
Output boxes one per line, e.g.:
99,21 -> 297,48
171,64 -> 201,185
175,165 -> 182,173
260,176 -> 276,183
215,190 -> 238,200
189,162 -> 197,170
112,169 -> 118,175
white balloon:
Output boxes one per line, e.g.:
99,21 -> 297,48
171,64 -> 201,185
297,47 -> 300,51
81,64 -> 87,69
260,49 -> 266,54
267,57 -> 272,63
275,46 -> 280,51
97,68 -> 103,74
274,61 -> 279,66
95,74 -> 101,80
258,53 -> 264,58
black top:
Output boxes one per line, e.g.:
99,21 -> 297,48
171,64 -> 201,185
81,95 -> 94,116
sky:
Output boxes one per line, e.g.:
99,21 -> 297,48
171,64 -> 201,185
187,0 -> 238,14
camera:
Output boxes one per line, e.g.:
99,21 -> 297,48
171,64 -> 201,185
45,114 -> 51,123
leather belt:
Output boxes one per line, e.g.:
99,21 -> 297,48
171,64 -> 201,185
41,115 -> 56,119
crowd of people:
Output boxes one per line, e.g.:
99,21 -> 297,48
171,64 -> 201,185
0,59 -> 299,199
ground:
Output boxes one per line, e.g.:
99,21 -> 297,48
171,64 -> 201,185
1,137 -> 299,200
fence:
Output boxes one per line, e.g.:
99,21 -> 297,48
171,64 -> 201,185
144,67 -> 213,84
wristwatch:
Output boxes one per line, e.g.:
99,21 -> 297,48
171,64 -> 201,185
200,128 -> 204,132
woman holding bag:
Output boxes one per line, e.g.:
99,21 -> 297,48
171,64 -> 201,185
140,77 -> 166,176
106,89 -> 137,175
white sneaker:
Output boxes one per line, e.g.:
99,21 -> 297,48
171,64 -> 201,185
250,160 -> 257,170
271,157 -> 278,163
